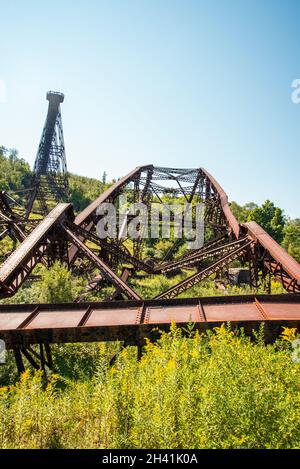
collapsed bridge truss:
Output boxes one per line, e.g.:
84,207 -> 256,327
0,165 -> 300,369
1,165 -> 300,300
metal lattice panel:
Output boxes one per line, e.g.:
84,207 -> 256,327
26,91 -> 69,217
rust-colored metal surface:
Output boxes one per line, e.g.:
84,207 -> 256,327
1,166 -> 300,300
1,294 -> 300,350
25,310 -> 85,329
67,165 -> 152,264
1,97 -> 299,370
74,165 -> 151,227
200,168 -> 240,239
245,221 -> 300,290
85,307 -> 140,327
0,311 -> 32,330
0,204 -> 71,281
155,239 -> 253,299
63,225 -> 141,300
0,203 -> 73,297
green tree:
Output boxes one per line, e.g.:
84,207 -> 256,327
68,173 -> 110,213
247,200 -> 285,243
0,146 -> 32,194
282,219 -> 300,262
230,201 -> 258,223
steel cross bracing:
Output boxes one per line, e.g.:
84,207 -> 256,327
0,204 -> 73,297
155,239 -> 254,299
26,91 -> 69,218
0,192 -> 29,255
0,166 -> 300,371
66,221 -> 153,274
1,166 -> 300,303
0,92 -> 69,259
65,165 -> 299,296
0,204 -> 141,301
155,236 -> 249,273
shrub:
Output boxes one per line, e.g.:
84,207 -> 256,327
0,326 -> 300,449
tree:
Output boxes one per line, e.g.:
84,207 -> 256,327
0,146 -> 31,194
230,201 -> 258,223
247,200 -> 285,243
282,219 -> 300,262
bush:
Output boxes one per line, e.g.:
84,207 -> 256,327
0,325 -> 300,449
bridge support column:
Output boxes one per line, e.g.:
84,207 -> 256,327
13,347 -> 25,374
13,344 -> 53,374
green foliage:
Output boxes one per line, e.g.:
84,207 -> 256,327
231,200 -> 286,243
0,145 -> 298,448
0,351 -> 19,386
248,200 -> 285,243
68,173 -> 109,212
51,344 -> 106,382
0,145 -> 108,214
1,327 -> 300,448
282,219 -> 300,262
0,236 -> 14,261
230,201 -> 258,223
132,273 -> 188,298
131,271 -> 284,299
0,146 -> 31,194
68,171 -> 113,213
38,262 -> 75,303
1,262 -> 85,306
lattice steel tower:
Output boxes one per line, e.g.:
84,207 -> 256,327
26,91 -> 69,217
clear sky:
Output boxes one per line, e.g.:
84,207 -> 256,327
0,0 -> 299,217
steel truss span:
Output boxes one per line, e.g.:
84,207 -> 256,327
0,165 -> 300,301
0,165 -> 300,371
1,293 -> 300,372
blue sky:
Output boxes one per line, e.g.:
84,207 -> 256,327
0,0 -> 299,217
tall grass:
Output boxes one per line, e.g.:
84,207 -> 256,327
0,325 -> 300,449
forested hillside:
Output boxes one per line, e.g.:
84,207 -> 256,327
0,146 -> 109,213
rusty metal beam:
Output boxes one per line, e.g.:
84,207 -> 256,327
157,236 -> 249,273
200,168 -> 240,239
1,294 -> 300,350
245,221 -> 300,292
1,166 -> 300,305
63,225 -> 141,300
155,239 -> 253,299
67,221 -> 153,273
0,204 -> 74,297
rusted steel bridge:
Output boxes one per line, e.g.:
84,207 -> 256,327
0,93 -> 300,371
0,164 -> 300,372
1,166 -> 300,301
1,294 -> 300,372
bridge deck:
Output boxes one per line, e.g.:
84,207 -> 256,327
0,203 -> 72,285
1,294 -> 300,348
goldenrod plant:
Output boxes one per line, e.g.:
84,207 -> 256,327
0,325 -> 300,449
